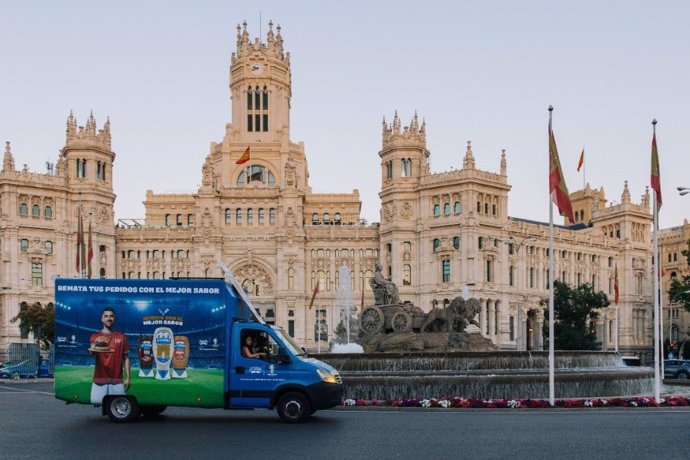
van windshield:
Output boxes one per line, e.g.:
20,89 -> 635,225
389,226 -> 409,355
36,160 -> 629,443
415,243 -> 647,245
272,327 -> 306,357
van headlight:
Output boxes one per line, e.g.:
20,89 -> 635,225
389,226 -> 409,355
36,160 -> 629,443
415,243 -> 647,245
317,368 -> 339,384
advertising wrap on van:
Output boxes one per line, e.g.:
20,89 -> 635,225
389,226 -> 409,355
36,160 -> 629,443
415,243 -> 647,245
54,279 -> 233,407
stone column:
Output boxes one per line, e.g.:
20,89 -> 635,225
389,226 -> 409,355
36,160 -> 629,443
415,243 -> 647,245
535,311 -> 544,350
486,299 -> 496,337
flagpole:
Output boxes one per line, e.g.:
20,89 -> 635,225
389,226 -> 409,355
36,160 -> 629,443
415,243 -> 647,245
548,106 -> 555,407
614,263 -> 619,353
652,119 -> 661,402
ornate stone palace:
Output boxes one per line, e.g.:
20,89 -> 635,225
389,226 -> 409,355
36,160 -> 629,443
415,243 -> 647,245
1,21 -> 687,359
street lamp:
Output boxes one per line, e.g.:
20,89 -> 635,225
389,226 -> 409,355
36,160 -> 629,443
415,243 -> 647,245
678,186 -> 690,196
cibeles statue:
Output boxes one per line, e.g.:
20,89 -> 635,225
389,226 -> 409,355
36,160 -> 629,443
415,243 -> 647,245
369,262 -> 400,305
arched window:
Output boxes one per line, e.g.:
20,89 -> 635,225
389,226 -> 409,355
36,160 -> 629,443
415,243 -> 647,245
258,208 -> 265,225
334,213 -> 341,224
453,236 -> 461,250
454,201 -> 462,215
312,213 -> 319,225
433,238 -> 441,252
45,241 -> 53,255
247,86 -> 253,110
44,206 -> 53,219
32,204 -> 40,217
19,203 -> 28,216
323,213 -> 330,224
225,209 -> 232,224
433,204 -> 440,217
443,203 -> 450,216
165,214 -> 171,226
236,209 -> 242,225
187,214 -> 194,226
247,208 -> 253,225
288,268 -> 295,289
269,208 -> 276,225
20,239 -> 28,251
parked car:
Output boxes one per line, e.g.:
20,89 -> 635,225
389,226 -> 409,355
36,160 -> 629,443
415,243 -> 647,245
664,359 -> 690,379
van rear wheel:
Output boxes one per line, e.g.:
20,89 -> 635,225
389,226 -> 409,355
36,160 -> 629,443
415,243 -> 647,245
277,392 -> 311,423
105,395 -> 140,423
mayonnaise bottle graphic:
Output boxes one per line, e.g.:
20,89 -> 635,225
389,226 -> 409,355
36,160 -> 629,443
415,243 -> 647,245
152,327 -> 173,380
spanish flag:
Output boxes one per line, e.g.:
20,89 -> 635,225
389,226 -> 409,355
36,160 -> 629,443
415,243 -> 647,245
614,264 -> 619,305
548,108 -> 574,223
236,146 -> 250,165
308,280 -> 320,310
577,148 -> 584,172
651,122 -> 662,210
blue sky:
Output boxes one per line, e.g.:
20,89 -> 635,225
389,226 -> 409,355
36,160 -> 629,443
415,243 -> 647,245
2,0 -> 689,228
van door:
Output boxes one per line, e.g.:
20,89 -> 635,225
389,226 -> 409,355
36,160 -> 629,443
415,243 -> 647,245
229,327 -> 290,408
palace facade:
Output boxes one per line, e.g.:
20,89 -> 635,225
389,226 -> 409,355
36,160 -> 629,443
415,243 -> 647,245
1,22 -> 686,361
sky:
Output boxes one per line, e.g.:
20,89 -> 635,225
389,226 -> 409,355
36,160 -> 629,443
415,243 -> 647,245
2,0 -> 689,229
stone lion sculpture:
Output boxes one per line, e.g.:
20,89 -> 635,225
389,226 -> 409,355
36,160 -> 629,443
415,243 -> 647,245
420,296 -> 481,333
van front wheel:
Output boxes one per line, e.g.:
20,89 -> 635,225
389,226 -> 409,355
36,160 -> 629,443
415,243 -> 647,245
105,395 -> 140,423
276,392 -> 311,423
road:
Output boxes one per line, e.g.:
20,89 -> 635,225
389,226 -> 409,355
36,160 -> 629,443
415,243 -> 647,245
2,381 -> 690,459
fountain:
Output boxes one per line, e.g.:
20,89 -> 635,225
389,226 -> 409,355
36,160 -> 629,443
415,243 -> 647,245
315,351 -> 655,400
331,264 -> 363,353
316,261 -> 655,401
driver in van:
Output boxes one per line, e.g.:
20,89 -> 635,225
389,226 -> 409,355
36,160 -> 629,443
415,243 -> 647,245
241,334 -> 266,359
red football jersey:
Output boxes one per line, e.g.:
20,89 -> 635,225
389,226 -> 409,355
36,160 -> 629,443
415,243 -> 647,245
90,331 -> 129,385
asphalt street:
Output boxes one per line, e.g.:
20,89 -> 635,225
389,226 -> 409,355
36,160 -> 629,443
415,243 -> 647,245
2,381 -> 690,460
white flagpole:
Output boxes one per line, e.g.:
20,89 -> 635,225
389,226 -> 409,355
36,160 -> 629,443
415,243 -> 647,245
548,197 -> 555,406
548,107 -> 555,406
651,119 -> 661,402
653,195 -> 661,401
615,301 -> 619,353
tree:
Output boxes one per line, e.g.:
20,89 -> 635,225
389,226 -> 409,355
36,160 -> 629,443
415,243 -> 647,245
10,302 -> 55,349
670,238 -> 690,312
542,281 -> 610,350
669,275 -> 690,313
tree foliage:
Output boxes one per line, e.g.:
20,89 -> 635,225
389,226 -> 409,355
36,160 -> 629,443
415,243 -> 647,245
542,281 -> 610,350
669,275 -> 690,313
10,302 -> 55,349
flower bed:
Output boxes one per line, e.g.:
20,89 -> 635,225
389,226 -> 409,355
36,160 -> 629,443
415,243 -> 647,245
340,395 -> 690,409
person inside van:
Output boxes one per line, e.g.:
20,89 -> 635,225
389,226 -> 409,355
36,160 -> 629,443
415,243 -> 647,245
241,334 -> 266,359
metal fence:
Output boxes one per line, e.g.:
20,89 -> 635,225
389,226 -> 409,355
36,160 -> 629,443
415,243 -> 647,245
2,343 -> 41,378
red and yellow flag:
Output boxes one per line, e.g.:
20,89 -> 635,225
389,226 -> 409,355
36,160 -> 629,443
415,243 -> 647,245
614,264 -> 619,305
651,123 -> 662,210
577,148 -> 584,172
236,146 -> 251,165
548,109 -> 574,223
308,279 -> 320,310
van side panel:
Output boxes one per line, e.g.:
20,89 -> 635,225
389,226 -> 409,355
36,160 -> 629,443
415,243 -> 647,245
55,279 -> 227,408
